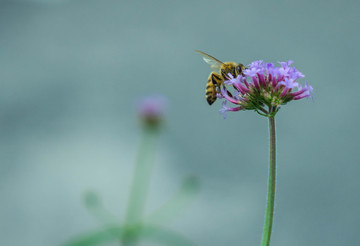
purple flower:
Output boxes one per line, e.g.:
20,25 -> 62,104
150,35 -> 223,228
216,60 -> 313,118
293,81 -> 314,100
248,60 -> 264,68
220,87 -> 240,104
279,77 -> 299,89
224,74 -> 249,94
219,101 -> 243,119
224,73 -> 239,86
278,60 -> 294,68
137,95 -> 167,128
243,67 -> 260,77
288,67 -> 304,80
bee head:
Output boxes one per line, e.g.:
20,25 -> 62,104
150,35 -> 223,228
235,64 -> 246,76
221,62 -> 239,79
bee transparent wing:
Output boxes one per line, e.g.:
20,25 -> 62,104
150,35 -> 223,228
202,57 -> 222,70
195,50 -> 223,71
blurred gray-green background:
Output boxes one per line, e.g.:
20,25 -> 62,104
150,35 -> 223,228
1,0 -> 359,245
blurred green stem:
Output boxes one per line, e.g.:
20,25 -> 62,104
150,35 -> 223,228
260,116 -> 276,246
123,126 -> 159,244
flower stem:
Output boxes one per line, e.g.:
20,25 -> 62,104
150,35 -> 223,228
260,116 -> 276,246
122,127 -> 159,246
125,127 -> 158,226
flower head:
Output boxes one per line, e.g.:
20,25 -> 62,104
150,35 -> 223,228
217,60 -> 313,118
137,95 -> 167,129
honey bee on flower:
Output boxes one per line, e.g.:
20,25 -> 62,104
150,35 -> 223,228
195,50 -> 246,105
196,53 -> 314,246
216,59 -> 313,118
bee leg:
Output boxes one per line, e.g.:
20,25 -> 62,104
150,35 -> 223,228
219,84 -> 233,97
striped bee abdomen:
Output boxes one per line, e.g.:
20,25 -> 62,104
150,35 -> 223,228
205,74 -> 219,105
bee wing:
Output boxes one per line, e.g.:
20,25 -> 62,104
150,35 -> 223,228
195,50 -> 223,71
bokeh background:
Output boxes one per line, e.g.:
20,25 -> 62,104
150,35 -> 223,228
1,0 -> 360,245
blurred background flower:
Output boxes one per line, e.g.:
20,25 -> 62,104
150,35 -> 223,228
60,94 -> 199,246
0,1 -> 360,246
137,95 -> 167,129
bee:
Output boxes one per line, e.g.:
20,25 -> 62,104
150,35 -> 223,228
196,50 -> 246,105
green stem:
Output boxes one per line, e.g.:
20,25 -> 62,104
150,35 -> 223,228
260,116 -> 276,246
125,127 -> 158,226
